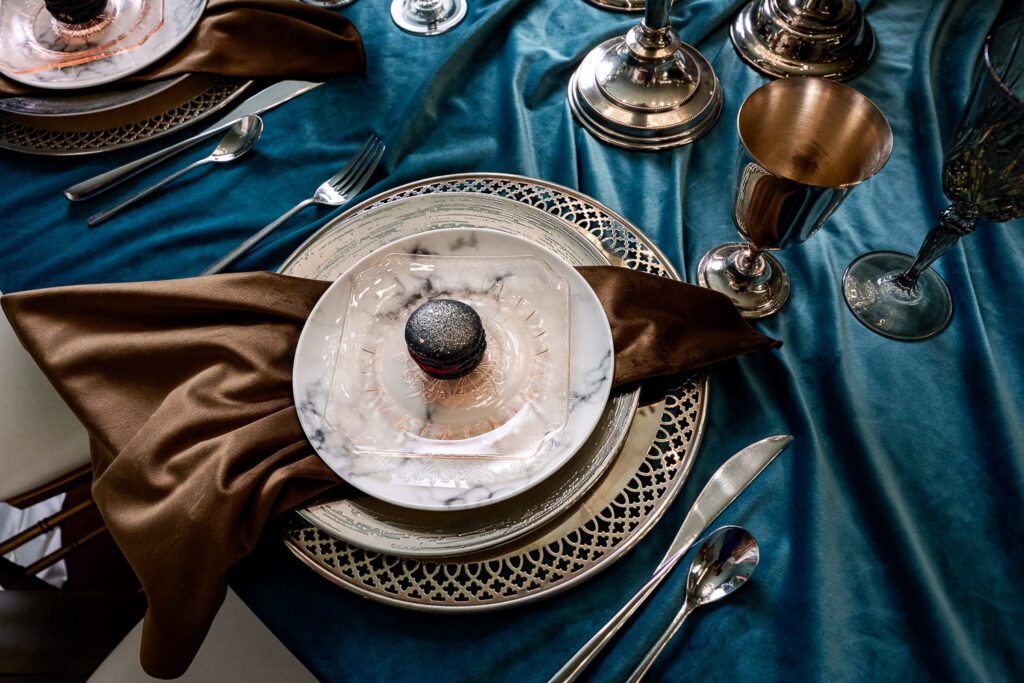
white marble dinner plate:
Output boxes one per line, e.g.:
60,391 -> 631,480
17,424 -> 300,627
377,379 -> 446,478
294,226 -> 615,512
0,0 -> 206,90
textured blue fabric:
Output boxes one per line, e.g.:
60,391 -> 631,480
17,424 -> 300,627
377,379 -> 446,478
3,0 -> 1023,681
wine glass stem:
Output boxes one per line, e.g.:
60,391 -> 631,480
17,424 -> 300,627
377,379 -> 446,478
894,203 -> 977,291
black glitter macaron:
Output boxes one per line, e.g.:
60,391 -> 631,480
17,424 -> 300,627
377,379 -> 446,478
404,299 -> 487,380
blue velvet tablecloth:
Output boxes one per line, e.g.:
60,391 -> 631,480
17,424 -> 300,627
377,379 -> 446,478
3,0 -> 1023,680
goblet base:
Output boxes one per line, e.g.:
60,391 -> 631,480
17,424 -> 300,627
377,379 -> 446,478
697,242 -> 790,319
390,0 -> 466,36
843,251 -> 952,341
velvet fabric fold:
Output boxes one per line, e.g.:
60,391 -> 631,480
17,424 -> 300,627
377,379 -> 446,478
0,268 -> 777,678
0,0 -> 366,96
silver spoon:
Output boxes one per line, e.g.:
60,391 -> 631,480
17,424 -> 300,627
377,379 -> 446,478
627,526 -> 760,682
87,114 -> 263,227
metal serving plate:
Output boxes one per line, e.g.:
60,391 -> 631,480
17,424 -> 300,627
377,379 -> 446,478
0,76 -> 250,155
279,174 -> 708,610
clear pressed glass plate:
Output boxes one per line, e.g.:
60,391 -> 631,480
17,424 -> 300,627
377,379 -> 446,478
329,253 -> 570,460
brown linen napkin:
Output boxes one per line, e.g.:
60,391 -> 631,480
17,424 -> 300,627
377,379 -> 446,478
0,0 -> 365,96
1,269 -> 778,679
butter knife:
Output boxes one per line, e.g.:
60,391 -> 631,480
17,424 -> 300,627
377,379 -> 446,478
547,434 -> 793,683
63,81 -> 322,202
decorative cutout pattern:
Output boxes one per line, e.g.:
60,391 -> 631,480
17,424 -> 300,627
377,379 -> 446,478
0,79 -> 246,155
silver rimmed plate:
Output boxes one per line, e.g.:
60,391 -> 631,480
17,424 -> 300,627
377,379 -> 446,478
295,221 -> 615,512
0,74 -> 189,117
0,75 -> 249,155
279,174 -> 707,609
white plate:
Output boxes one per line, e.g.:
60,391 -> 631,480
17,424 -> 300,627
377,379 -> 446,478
294,223 -> 615,512
0,0 -> 205,90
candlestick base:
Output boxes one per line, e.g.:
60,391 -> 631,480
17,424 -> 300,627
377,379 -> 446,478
568,24 -> 722,150
730,0 -> 875,80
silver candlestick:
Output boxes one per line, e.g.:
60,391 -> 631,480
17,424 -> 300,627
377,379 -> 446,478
568,0 -> 722,150
730,0 -> 875,80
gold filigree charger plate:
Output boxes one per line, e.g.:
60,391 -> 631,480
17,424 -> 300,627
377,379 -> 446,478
0,74 -> 250,155
278,174 -> 708,610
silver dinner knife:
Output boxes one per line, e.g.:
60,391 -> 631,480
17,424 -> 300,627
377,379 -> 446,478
547,434 -> 793,683
63,81 -> 323,202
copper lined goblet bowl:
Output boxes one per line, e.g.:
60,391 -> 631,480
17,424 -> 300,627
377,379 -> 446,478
698,77 -> 893,318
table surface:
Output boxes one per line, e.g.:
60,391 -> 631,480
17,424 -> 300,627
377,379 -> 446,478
3,0 -> 1023,681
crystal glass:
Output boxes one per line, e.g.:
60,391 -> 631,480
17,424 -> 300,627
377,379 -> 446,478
328,253 -> 571,460
844,16 -> 1024,340
390,0 -> 467,36
698,77 -> 892,318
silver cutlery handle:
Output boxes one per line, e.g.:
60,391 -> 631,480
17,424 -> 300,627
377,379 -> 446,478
87,159 -> 204,227
547,550 -> 688,683
64,117 -> 243,202
202,198 -> 315,275
626,601 -> 695,683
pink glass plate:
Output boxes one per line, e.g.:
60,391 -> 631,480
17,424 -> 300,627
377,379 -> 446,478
0,0 -> 204,90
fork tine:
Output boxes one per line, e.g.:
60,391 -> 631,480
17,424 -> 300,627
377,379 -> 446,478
330,137 -> 382,193
336,142 -> 385,200
325,134 -> 379,189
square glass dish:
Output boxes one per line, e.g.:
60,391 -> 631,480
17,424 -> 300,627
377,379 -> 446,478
328,253 -> 571,460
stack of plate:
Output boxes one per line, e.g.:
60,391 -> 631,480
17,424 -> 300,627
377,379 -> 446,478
0,0 -> 250,155
279,174 -> 709,611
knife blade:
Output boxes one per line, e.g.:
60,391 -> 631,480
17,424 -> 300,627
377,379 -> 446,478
547,434 -> 793,683
63,81 -> 323,202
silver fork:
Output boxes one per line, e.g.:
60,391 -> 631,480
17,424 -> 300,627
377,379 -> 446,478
203,134 -> 385,275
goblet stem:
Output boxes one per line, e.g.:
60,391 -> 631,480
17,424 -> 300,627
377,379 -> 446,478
893,204 -> 977,292
734,244 -> 767,279
644,0 -> 670,30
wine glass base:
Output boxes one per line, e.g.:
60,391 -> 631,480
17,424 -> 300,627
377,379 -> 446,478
843,251 -> 953,341
390,0 -> 467,36
697,242 -> 790,319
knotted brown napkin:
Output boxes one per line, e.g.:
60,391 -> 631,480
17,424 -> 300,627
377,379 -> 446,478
0,0 -> 365,95
1,269 -> 778,678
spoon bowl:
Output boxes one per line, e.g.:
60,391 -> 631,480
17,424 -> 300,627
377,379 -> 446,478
687,525 -> 760,606
211,115 -> 262,162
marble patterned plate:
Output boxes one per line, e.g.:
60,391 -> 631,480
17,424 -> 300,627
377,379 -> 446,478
0,0 -> 206,90
294,224 -> 615,511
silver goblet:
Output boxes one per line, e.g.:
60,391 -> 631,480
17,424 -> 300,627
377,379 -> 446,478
391,0 -> 467,36
698,78 -> 892,318
568,0 -> 722,150
843,15 -> 1024,341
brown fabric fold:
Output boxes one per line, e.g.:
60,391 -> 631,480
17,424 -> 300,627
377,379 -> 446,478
0,0 -> 366,96
577,266 -> 782,386
0,268 -> 778,679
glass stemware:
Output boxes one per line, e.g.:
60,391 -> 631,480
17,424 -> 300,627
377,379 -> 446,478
843,16 -> 1024,341
698,77 -> 892,318
390,0 -> 467,36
